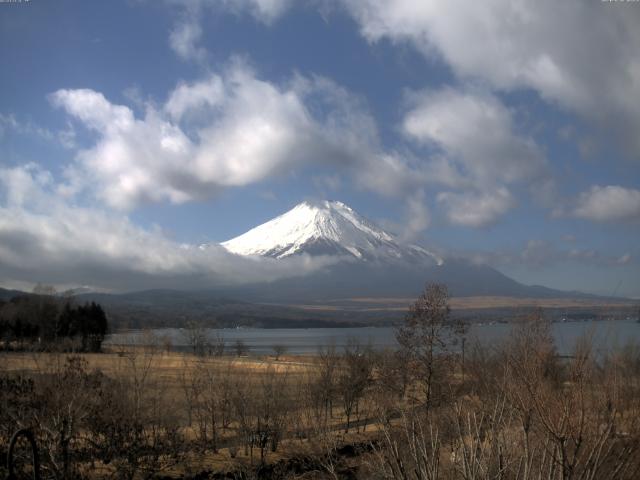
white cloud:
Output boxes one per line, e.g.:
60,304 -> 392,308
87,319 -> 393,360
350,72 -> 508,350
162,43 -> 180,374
51,88 -> 194,209
169,17 -> 207,62
0,113 -> 54,142
165,74 -> 225,120
185,0 -> 293,24
403,87 -> 546,188
0,113 -> 20,137
0,165 -> 340,291
313,174 -> 342,193
401,189 -> 430,241
401,87 -> 544,227
437,188 -> 515,228
355,151 -> 425,197
50,72 -> 548,229
50,89 -> 134,132
218,0 -> 293,23
57,122 -> 77,149
0,163 -> 54,208
50,62 -> 423,210
166,0 -> 293,62
572,185 -> 640,222
339,0 -> 640,157
160,1 -> 595,229
201,0 -> 640,157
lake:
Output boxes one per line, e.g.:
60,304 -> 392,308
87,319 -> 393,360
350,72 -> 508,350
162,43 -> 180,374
105,318 -> 640,356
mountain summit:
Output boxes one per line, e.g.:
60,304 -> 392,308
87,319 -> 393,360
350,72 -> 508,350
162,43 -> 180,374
218,200 -> 598,301
222,200 -> 442,265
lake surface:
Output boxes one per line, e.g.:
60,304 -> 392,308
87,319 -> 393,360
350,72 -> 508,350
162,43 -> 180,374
105,318 -> 640,356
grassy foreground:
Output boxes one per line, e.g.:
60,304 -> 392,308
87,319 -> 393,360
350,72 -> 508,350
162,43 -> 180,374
2,316 -> 640,479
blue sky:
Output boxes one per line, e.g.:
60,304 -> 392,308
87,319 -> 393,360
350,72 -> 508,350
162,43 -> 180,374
0,0 -> 639,297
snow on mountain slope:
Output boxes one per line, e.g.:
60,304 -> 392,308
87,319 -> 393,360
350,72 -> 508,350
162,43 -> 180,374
221,200 -> 442,265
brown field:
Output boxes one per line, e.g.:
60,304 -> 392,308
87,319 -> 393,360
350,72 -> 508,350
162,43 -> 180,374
0,348 -> 315,377
2,311 -> 640,479
0,347 -> 382,478
290,295 -> 636,312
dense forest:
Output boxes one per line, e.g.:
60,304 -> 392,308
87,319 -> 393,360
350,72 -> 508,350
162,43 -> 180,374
0,290 -> 108,352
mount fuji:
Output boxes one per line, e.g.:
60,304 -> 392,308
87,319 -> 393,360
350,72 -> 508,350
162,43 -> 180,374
221,200 -> 442,265
42,200 -> 618,329
216,200 -> 586,301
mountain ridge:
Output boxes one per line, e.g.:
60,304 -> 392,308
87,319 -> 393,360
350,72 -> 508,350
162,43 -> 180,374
1,201 -> 627,315
210,200 -> 618,302
220,200 -> 443,265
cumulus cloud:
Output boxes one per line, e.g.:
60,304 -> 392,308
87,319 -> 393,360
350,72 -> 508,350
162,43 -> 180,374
50,88 -> 194,209
403,87 -> 546,188
50,72 -> 546,230
159,0 -> 640,230
400,87 -> 543,227
571,185 -> 640,222
50,62 -> 416,210
0,113 -> 20,136
0,113 -> 54,142
0,165 -> 340,291
338,0 -> 640,157
170,18 -> 207,62
313,174 -> 342,194
0,163 -> 54,208
207,0 -> 640,156
167,0 -> 292,24
166,0 -> 292,62
162,1 -> 596,229
400,190 -> 430,241
437,188 -> 515,228
216,0 -> 293,23
165,74 -> 225,120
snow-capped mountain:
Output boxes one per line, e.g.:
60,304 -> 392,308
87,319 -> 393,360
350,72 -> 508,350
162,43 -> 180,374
221,200 -> 442,265
213,200 -> 594,302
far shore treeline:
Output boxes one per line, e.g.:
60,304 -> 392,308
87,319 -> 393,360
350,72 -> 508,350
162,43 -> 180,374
0,287 -> 108,352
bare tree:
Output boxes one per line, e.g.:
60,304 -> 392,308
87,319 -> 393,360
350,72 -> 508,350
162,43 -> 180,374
396,283 -> 464,410
234,339 -> 249,357
315,344 -> 339,425
190,358 -> 234,453
32,355 -> 94,478
230,374 -> 254,459
254,366 -> 291,462
502,313 -> 640,480
212,332 -> 225,356
272,344 -> 287,361
338,340 -> 372,433
193,361 -> 226,452
373,407 -> 442,480
375,348 -> 412,401
178,357 -> 198,428
160,333 -> 173,354
182,321 -> 207,356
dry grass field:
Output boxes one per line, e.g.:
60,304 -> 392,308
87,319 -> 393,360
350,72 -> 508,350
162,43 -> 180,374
0,345 -> 386,478
0,348 -> 315,378
289,295 -> 637,314
448,295 -> 634,309
2,302 -> 640,479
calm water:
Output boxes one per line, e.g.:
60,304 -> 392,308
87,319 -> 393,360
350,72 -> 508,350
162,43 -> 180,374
105,319 -> 640,356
